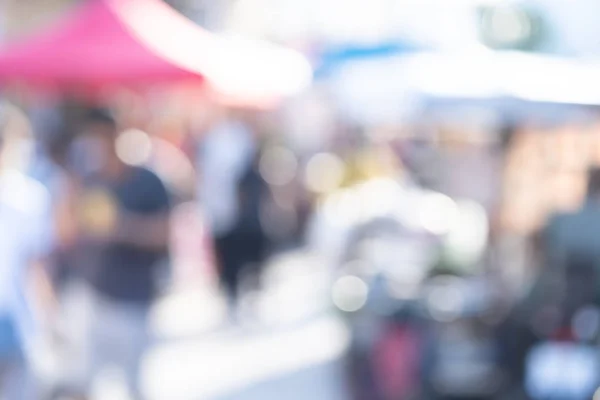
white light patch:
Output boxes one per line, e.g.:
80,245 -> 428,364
259,146 -> 298,186
304,152 -> 345,194
116,129 -> 153,166
426,277 -> 465,322
419,192 -> 459,235
332,275 -> 368,312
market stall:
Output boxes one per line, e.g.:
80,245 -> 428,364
0,0 -> 312,105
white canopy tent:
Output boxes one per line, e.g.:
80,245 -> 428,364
327,50 -> 600,124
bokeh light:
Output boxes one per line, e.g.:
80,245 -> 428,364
116,129 -> 153,166
332,275 -> 369,313
418,192 -> 459,235
304,152 -> 345,194
259,145 -> 298,186
426,277 -> 465,322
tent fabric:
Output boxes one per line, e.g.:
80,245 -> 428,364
0,0 -> 312,103
0,0 -> 205,86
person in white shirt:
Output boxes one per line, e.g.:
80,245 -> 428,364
0,104 -> 54,399
198,117 -> 257,236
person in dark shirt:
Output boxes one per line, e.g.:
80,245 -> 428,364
214,150 -> 269,318
544,168 -> 600,274
57,109 -> 170,400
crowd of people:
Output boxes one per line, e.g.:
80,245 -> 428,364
2,89 -> 600,400
0,99 -> 281,399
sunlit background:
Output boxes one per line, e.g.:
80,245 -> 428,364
0,0 -> 600,399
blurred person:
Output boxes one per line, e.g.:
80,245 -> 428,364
544,167 -> 600,273
56,109 -> 171,400
0,104 -> 54,399
197,110 -> 256,238
196,111 -> 259,317
32,123 -> 82,305
225,149 -> 270,304
497,167 -> 600,392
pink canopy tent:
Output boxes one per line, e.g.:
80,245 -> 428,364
0,0 -> 312,104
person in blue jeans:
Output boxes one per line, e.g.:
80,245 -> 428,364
0,104 -> 55,399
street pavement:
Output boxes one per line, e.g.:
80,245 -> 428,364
93,250 -> 350,400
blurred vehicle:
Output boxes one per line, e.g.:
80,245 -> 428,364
319,173 -> 499,399
334,214 -> 438,400
323,178 -> 438,399
525,322 -> 600,400
523,256 -> 600,400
